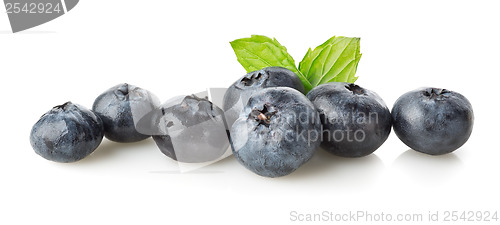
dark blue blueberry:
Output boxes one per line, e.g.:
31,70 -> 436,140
152,95 -> 229,163
93,83 -> 160,143
230,87 -> 321,178
30,102 -> 104,163
392,87 -> 474,155
223,67 -> 305,128
307,82 -> 392,157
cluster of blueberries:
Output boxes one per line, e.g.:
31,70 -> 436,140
30,67 -> 474,178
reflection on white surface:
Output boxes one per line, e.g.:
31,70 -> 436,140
81,138 -> 157,163
392,149 -> 464,184
278,149 -> 385,190
71,138 -> 234,173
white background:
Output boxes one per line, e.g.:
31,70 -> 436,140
0,0 -> 498,224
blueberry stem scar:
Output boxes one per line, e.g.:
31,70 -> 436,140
251,105 -> 275,125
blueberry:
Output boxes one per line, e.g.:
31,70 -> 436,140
392,87 -> 474,155
307,83 -> 392,157
152,95 -> 229,163
30,102 -> 104,163
223,67 -> 305,128
93,83 -> 160,143
230,87 -> 321,178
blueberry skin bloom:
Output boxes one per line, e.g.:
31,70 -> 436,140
307,83 -> 392,157
93,83 -> 160,143
152,95 -> 229,163
230,87 -> 321,178
392,88 -> 474,155
223,67 -> 305,129
30,102 -> 104,163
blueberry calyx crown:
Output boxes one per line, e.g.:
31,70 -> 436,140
177,94 -> 218,119
178,95 -> 207,109
117,85 -> 129,95
158,94 -> 217,129
180,94 -> 211,108
423,88 -> 451,100
53,101 -> 74,111
345,83 -> 365,95
240,71 -> 264,86
114,83 -> 132,100
250,104 -> 275,126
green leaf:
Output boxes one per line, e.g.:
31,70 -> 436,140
298,36 -> 361,86
230,35 -> 313,92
